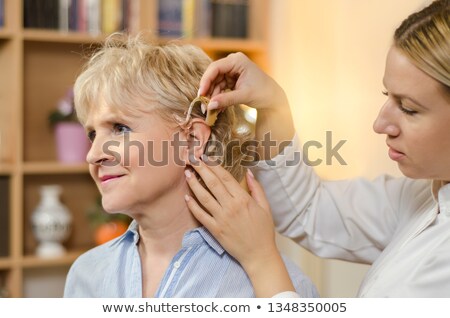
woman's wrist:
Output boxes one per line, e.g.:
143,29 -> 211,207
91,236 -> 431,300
256,105 -> 296,159
241,248 -> 296,298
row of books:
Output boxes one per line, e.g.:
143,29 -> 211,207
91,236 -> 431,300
158,0 -> 249,39
21,0 -> 249,38
23,0 -> 140,35
0,0 -> 4,28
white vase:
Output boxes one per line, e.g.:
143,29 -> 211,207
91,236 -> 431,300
31,185 -> 72,258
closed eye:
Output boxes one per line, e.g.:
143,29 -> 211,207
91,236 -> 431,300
382,90 -> 417,116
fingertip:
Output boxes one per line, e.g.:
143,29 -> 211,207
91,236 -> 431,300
197,86 -> 205,97
208,100 -> 219,110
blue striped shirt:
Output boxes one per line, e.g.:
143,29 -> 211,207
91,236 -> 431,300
64,220 -> 318,297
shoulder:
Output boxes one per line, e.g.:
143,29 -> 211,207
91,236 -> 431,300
64,237 -> 126,297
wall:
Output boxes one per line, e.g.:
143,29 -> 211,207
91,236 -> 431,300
268,0 -> 432,297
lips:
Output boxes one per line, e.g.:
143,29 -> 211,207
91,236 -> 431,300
99,175 -> 125,183
387,145 -> 405,161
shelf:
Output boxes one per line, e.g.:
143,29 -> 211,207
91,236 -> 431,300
0,29 -> 13,40
22,30 -> 267,55
23,29 -> 106,44
0,257 -> 12,269
0,164 -> 13,175
161,37 -> 267,54
21,249 -> 87,269
23,162 -> 89,175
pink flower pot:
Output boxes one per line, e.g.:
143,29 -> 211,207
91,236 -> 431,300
54,122 -> 89,163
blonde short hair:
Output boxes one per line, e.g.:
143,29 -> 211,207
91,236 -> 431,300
394,0 -> 449,89
74,33 -> 252,181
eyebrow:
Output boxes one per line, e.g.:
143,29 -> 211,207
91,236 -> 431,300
382,80 -> 429,110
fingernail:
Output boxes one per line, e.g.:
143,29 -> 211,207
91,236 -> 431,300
197,87 -> 203,97
247,169 -> 254,178
201,154 -> 208,162
208,101 -> 219,110
189,154 -> 199,165
184,194 -> 190,202
201,103 -> 206,114
184,169 -> 192,179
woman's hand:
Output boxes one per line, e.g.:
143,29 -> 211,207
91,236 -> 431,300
199,52 -> 296,159
184,157 -> 295,297
199,52 -> 289,112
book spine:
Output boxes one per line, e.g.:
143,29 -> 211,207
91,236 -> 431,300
102,0 -> 123,34
127,0 -> 140,34
211,0 -> 248,38
182,0 -> 195,38
77,0 -> 87,32
0,0 -> 4,28
59,0 -> 70,32
158,0 -> 182,37
194,0 -> 212,38
0,178 -> 10,257
69,0 -> 79,31
87,0 -> 101,35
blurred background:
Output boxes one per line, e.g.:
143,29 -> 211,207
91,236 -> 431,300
0,0 -> 432,297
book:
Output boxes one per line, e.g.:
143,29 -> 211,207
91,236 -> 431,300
0,0 -> 4,28
158,0 -> 182,37
125,0 -> 141,34
87,0 -> 101,35
211,0 -> 248,38
0,177 -> 10,257
182,0 -> 195,38
102,0 -> 123,34
59,0 -> 70,32
194,0 -> 212,38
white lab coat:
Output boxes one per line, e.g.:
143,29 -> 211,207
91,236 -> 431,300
253,134 -> 450,297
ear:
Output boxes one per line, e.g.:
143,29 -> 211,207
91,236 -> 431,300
183,119 -> 211,163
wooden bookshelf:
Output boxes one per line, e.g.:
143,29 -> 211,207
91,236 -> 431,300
0,0 -> 270,297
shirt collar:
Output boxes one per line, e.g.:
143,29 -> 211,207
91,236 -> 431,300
432,180 -> 450,217
110,219 -> 225,255
182,227 -> 226,256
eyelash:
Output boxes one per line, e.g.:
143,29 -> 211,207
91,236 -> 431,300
86,123 -> 131,142
87,131 -> 96,142
381,90 -> 417,116
113,123 -> 131,134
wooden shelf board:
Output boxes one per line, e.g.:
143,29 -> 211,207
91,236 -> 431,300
21,249 -> 87,268
21,30 -> 266,55
23,29 -> 106,44
23,162 -> 89,174
154,37 -> 267,53
0,257 -> 13,269
0,163 -> 14,175
0,29 -> 13,40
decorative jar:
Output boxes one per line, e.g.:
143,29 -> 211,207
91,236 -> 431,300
31,185 -> 72,258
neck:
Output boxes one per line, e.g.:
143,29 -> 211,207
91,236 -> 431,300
134,189 -> 200,258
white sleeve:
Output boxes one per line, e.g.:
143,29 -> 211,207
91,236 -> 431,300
272,291 -> 301,298
251,133 -> 431,264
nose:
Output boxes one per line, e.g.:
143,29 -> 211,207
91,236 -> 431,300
373,100 -> 400,137
86,134 -> 117,165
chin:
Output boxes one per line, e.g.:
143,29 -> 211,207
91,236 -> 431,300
398,165 -> 438,180
101,198 -> 127,214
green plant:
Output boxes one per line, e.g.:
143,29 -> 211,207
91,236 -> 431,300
87,196 -> 132,229
48,88 -> 78,126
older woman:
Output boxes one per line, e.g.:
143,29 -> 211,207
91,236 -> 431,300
63,33 -> 318,298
